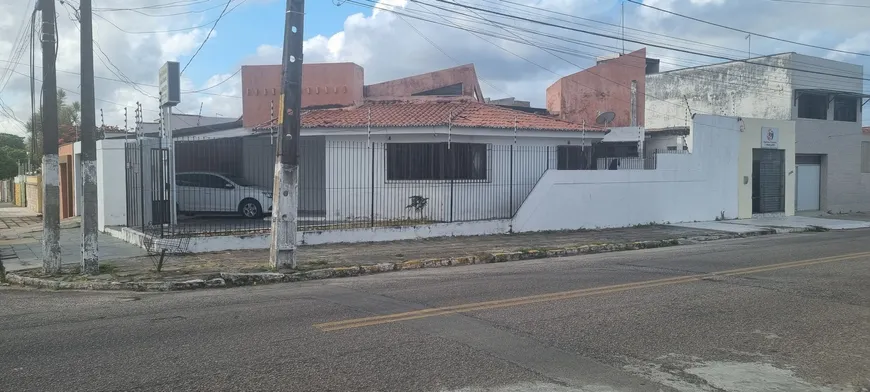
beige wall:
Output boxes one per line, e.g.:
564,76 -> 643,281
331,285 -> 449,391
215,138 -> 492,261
737,118 -> 796,219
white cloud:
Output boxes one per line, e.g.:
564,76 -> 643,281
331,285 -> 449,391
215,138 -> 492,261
826,31 -> 870,61
2,0 -> 870,137
0,0 -> 246,136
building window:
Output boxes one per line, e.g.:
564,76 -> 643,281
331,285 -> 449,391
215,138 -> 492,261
386,143 -> 487,181
797,93 -> 828,120
833,96 -> 857,122
667,146 -> 678,151
862,142 -> 870,173
557,145 -> 587,170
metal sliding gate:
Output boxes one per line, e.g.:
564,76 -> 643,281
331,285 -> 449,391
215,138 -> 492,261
125,142 -> 145,229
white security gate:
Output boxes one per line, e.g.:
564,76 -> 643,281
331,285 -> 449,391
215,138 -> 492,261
796,159 -> 821,212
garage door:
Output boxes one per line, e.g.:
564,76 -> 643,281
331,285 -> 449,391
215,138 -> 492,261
796,155 -> 822,212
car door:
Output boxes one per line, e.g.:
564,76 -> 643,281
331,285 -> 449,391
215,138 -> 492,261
175,173 -> 197,212
201,174 -> 237,213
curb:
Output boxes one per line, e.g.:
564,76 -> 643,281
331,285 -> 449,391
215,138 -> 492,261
4,228 -> 801,292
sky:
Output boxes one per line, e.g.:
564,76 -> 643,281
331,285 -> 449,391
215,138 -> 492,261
1,0 -> 870,138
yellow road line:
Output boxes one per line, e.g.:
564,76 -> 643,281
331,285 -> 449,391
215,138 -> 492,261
315,251 -> 870,332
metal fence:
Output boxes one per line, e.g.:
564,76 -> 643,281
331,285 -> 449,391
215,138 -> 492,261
124,136 -> 690,237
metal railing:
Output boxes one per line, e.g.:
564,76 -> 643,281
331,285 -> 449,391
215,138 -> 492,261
123,138 -> 692,237
125,136 -> 554,237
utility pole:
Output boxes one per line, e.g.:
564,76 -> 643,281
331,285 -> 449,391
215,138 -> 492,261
269,0 -> 305,269
79,0 -> 99,275
40,0 -> 62,274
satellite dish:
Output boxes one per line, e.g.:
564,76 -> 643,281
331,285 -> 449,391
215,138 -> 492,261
595,111 -> 616,125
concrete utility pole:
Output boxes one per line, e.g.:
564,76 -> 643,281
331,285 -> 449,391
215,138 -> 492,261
269,0 -> 305,269
40,0 -> 62,274
79,0 -> 99,275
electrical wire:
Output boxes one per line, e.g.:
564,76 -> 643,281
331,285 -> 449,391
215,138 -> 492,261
185,68 -> 241,93
180,0 -> 235,74
0,58 -> 242,98
414,0 -> 870,82
347,0 -> 868,128
397,14 -> 512,98
626,0 -> 870,58
764,0 -> 870,8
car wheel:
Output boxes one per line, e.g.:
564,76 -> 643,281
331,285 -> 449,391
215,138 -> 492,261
239,199 -> 263,219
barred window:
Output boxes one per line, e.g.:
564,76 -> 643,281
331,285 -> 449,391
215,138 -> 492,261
386,143 -> 487,181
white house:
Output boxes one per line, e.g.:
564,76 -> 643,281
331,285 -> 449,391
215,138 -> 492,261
256,98 -> 610,224
646,52 -> 870,213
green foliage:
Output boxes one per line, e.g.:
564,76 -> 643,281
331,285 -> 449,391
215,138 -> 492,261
24,89 -> 81,167
0,133 -> 26,180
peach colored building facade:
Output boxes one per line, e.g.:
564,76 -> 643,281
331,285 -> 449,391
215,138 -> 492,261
242,62 -> 365,128
546,48 -> 648,128
364,64 -> 483,101
241,63 -> 485,129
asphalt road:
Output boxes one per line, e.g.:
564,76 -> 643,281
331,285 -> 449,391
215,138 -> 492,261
2,230 -> 870,392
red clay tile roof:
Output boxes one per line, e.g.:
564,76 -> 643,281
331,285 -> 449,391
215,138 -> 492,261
300,100 -> 601,132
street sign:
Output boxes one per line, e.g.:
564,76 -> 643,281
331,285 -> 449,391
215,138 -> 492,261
159,61 -> 180,107
761,127 -> 779,149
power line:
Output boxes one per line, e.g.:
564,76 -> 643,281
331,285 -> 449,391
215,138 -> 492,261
181,0 -> 234,74
764,0 -> 870,8
384,0 -> 866,92
396,12 -> 512,98
626,0 -> 870,57
186,68 -> 241,93
482,0 -> 870,81
349,0 -> 704,127
96,0 -> 233,17
420,0 -> 870,82
88,0 -> 246,36
95,0 -> 214,11
0,58 -> 242,98
9,68 -> 162,114
348,0 -> 870,127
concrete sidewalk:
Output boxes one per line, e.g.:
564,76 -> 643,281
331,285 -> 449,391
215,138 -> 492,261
0,204 -> 147,272
672,214 -> 870,233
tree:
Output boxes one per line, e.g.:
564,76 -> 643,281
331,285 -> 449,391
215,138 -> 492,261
0,133 -> 27,180
24,88 -> 81,167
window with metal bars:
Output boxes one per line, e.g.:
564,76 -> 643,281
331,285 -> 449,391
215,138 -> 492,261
386,143 -> 487,181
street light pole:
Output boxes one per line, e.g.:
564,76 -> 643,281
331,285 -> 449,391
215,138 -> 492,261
269,0 -> 305,269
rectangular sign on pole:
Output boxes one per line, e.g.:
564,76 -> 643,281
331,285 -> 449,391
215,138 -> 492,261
159,61 -> 180,107
761,127 -> 779,149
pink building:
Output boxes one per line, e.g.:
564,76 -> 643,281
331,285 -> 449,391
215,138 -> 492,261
241,63 -> 484,129
546,48 -> 654,128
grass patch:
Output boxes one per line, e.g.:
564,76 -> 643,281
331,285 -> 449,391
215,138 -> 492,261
99,263 -> 118,275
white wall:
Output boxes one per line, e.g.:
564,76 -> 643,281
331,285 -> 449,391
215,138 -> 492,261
796,120 -> 870,212
323,130 -> 593,223
513,115 -> 741,232
97,139 -> 128,230
646,54 -> 794,129
74,142 -> 82,216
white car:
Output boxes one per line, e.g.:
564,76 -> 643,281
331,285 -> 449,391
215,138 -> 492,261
175,172 -> 272,219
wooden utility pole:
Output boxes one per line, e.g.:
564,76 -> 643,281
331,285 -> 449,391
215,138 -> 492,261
79,0 -> 99,274
40,0 -> 62,274
269,0 -> 305,269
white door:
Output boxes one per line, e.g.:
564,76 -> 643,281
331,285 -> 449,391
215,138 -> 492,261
796,164 -> 821,211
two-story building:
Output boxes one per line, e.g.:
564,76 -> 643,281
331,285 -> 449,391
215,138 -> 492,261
646,52 -> 870,214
